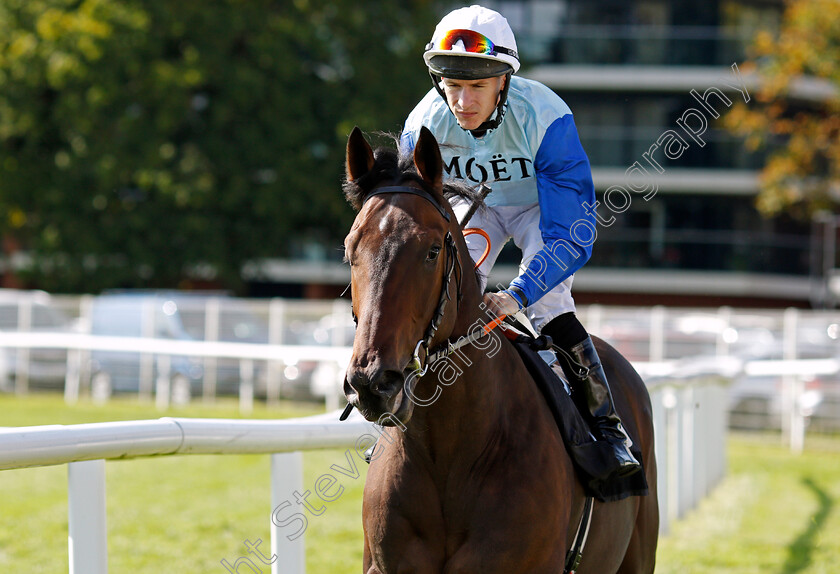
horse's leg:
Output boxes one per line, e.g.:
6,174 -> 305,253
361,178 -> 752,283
615,493 -> 659,574
363,534 -> 377,574
363,537 -> 442,574
616,453 -> 659,574
362,453 -> 448,574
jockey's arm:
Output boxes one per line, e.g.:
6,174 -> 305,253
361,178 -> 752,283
506,115 -> 596,309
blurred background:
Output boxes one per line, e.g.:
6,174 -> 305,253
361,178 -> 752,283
1,0 -> 836,425
0,0 -> 836,306
1,1 -> 839,572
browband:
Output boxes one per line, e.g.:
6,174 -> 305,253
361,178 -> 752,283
364,185 -> 450,222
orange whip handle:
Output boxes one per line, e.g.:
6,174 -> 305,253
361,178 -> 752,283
484,314 -> 507,334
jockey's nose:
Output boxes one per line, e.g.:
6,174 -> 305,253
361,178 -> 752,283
458,87 -> 475,109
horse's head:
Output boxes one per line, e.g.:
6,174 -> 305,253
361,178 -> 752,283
342,127 -> 462,426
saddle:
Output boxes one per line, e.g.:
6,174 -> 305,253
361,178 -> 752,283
501,325 -> 649,503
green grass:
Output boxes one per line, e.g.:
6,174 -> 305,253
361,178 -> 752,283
655,432 -> 840,574
2,395 -> 840,573
0,392 -> 323,427
0,394 -> 363,573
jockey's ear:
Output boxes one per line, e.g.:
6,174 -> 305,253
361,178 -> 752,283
346,126 -> 374,182
413,126 -> 442,190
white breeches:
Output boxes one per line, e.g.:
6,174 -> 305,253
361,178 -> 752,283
452,199 -> 576,332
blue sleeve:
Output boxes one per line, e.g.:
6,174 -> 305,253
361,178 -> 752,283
509,115 -> 596,307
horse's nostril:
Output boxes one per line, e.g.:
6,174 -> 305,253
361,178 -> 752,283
347,371 -> 370,393
347,366 -> 405,402
370,369 -> 405,399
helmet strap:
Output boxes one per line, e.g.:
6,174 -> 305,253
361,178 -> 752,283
471,71 -> 512,136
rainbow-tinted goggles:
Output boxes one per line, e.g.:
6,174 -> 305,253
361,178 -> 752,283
426,29 -> 518,60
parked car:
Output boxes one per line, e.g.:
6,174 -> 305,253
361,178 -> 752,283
728,341 -> 840,431
87,291 -> 271,398
0,289 -> 73,392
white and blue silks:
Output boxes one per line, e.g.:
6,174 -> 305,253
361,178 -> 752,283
400,76 -> 596,330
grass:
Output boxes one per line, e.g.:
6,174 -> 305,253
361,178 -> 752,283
1,394 -> 840,573
0,394 -> 364,573
655,432 -> 840,574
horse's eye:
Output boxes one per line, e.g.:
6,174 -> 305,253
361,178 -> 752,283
427,245 -> 441,262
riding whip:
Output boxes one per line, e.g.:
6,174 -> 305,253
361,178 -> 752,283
458,183 -> 492,228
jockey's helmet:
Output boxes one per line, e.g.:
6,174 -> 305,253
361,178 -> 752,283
423,6 -> 519,133
423,5 -> 520,79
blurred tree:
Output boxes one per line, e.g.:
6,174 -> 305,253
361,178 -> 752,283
0,0 -> 441,293
724,0 -> 840,218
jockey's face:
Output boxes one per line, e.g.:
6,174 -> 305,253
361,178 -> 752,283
441,75 -> 505,131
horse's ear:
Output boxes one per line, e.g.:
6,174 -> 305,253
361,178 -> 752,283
413,126 -> 442,189
346,126 -> 375,182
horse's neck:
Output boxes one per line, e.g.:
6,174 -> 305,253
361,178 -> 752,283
403,284 -> 525,463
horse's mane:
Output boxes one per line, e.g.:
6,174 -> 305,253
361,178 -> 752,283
343,140 -> 485,219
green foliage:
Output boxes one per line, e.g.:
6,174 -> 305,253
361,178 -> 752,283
0,0 -> 442,292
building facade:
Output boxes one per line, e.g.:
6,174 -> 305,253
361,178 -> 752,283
476,0 -> 825,307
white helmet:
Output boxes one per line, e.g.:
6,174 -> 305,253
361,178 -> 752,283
423,5 -> 520,80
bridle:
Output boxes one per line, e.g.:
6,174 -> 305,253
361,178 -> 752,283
356,184 -> 463,378
339,182 -> 497,422
345,182 -> 598,573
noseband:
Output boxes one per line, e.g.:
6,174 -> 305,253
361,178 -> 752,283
361,184 -> 463,377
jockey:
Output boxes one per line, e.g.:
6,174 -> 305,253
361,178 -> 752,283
400,5 -> 640,479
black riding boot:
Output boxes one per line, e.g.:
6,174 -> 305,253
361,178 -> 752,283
565,336 -> 641,478
541,313 -> 641,479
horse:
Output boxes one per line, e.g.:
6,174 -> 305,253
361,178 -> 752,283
342,126 -> 659,574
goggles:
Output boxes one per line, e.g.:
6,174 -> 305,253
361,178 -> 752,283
426,29 -> 518,61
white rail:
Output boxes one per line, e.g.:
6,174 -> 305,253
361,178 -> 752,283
2,318 -> 837,570
0,369 -> 738,572
647,374 -> 729,535
0,412 -> 374,470
0,332 -> 352,363
1,412 -> 376,574
0,331 -> 353,412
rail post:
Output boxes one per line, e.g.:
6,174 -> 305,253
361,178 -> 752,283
68,459 -> 108,574
271,452 -> 306,574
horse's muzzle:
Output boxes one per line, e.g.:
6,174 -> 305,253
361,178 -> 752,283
344,366 -> 406,421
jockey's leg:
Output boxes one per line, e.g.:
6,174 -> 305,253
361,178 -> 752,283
541,312 -> 641,479
508,205 -> 640,479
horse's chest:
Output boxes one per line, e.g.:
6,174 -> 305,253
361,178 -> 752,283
369,470 -> 568,573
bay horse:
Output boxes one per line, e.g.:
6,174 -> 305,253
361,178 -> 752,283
342,126 -> 658,574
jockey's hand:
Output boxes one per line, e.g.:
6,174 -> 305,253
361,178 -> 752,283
483,291 -> 521,319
